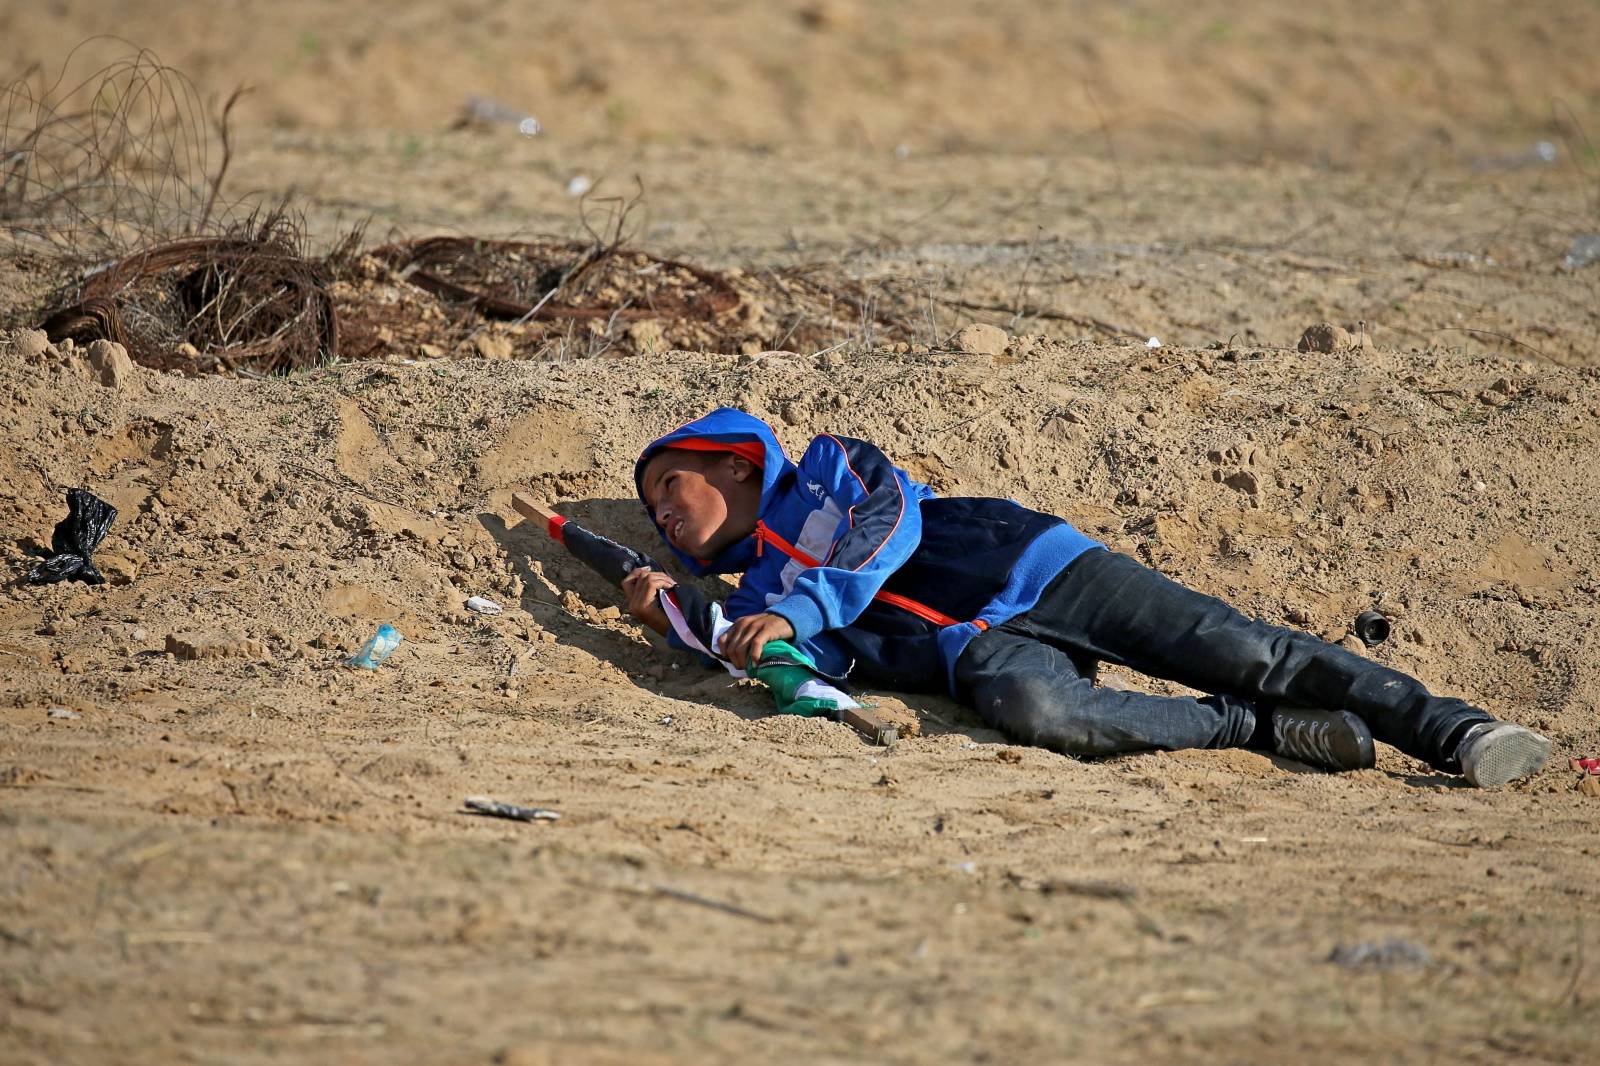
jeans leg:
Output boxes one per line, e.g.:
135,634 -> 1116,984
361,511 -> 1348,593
1026,549 -> 1492,771
954,624 -> 1261,756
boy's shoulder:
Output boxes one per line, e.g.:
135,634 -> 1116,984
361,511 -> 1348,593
792,429 -> 892,466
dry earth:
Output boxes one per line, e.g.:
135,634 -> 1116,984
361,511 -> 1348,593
5,0 -> 1600,163
4,3 -> 1600,1065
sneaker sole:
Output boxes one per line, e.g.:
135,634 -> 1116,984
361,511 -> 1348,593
1466,727 -> 1552,788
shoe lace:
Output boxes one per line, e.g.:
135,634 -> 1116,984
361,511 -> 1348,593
1276,716 -> 1340,765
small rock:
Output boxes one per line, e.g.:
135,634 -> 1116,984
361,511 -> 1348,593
952,323 -> 1009,356
1296,323 -> 1351,354
1563,234 -> 1600,271
1222,469 -> 1262,496
1338,633 -> 1367,655
87,339 -> 135,388
46,706 -> 81,720
10,328 -> 52,360
165,631 -> 266,661
96,552 -> 138,585
1579,776 -> 1600,798
472,332 -> 514,360
1329,939 -> 1430,969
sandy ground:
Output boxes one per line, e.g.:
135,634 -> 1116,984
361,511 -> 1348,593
5,1 -> 1599,163
4,3 -> 1600,1064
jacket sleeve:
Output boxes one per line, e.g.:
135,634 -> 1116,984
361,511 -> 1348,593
765,434 -> 923,640
724,575 -> 772,623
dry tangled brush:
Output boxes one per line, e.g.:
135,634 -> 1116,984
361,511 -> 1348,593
39,209 -> 339,375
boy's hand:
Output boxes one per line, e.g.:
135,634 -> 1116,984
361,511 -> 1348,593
621,567 -> 676,636
721,612 -> 796,672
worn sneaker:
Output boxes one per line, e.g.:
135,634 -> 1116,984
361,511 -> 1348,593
1458,722 -> 1552,788
1271,708 -> 1377,772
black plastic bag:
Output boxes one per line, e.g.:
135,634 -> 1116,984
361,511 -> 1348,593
27,488 -> 117,585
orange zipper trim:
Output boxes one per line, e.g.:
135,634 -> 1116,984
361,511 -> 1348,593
756,522 -> 821,566
754,522 -> 986,630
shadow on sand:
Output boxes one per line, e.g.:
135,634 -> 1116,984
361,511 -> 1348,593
478,495 -> 987,734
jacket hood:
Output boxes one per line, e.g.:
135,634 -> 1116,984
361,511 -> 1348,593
634,407 -> 793,575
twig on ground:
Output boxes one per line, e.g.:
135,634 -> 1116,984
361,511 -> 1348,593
653,885 -> 777,924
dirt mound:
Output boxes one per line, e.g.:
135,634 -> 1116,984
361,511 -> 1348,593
5,292 -> 1600,1061
4,321 -> 1598,754
5,319 -> 1600,1061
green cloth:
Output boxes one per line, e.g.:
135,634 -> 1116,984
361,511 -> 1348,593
751,639 -> 854,718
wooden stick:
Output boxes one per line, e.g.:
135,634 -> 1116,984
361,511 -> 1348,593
511,491 -> 558,528
841,706 -> 899,747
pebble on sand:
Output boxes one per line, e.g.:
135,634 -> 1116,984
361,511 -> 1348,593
953,323 -> 1009,356
87,339 -> 134,388
1296,322 -> 1372,354
165,631 -> 266,661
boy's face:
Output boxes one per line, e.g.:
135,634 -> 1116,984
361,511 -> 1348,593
641,450 -> 759,559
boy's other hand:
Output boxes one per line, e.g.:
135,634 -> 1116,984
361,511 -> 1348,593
621,567 -> 676,636
722,612 -> 796,672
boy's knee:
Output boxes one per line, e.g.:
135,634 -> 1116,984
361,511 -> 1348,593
978,674 -> 1097,755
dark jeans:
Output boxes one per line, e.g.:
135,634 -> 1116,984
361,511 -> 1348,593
953,549 -> 1492,771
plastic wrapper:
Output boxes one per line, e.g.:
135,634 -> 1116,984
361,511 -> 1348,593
27,488 -> 117,585
346,623 -> 402,669
462,796 -> 560,822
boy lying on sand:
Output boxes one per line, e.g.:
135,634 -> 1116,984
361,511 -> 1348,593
622,407 -> 1552,787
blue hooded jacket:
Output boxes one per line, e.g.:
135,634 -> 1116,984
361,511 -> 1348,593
635,408 -> 1103,694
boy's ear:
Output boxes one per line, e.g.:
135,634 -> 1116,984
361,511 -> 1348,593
727,455 -> 756,482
